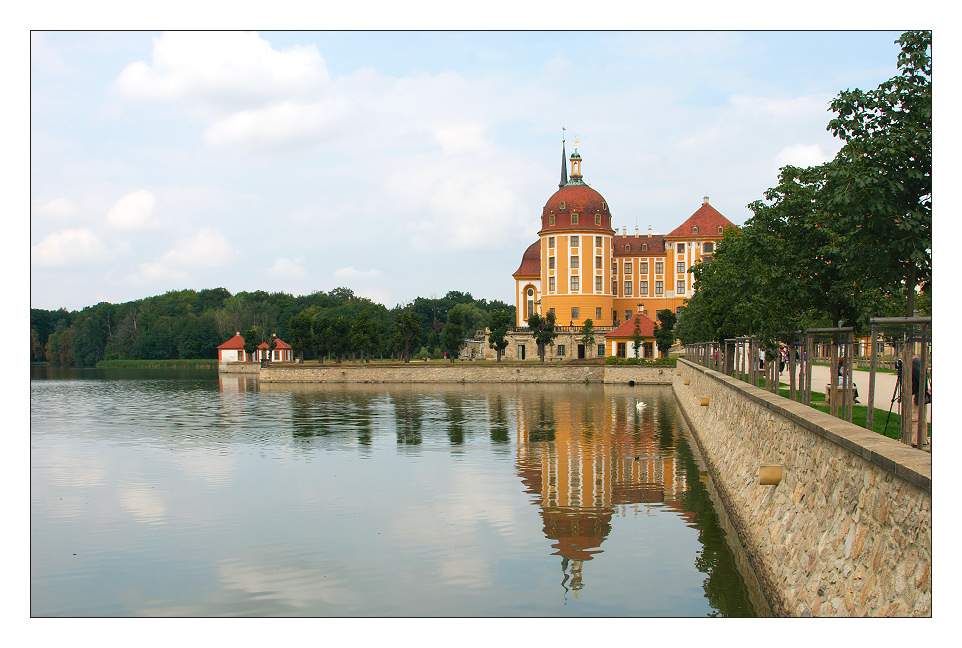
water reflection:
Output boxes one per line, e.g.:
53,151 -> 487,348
31,370 -> 759,616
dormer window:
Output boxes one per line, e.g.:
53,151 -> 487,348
549,214 -> 555,225
718,226 -> 723,234
692,226 -> 698,235
559,201 -> 566,211
571,213 -> 579,224
601,202 -> 607,211
625,244 -> 631,252
642,243 -> 648,251
595,214 -> 601,225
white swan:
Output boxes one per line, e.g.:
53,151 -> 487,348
636,402 -> 647,410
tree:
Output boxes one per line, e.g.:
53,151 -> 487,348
349,311 -> 376,362
527,311 -> 557,362
488,310 -> 512,363
328,316 -> 351,363
825,30 -> 931,316
394,311 -> 422,363
311,314 -> 332,363
287,311 -> 314,362
441,308 -> 465,362
654,309 -> 677,358
243,328 -> 258,361
631,317 -> 643,359
579,318 -> 596,357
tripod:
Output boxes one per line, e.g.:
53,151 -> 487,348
883,359 -> 902,436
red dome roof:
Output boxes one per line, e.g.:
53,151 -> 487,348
539,182 -> 613,234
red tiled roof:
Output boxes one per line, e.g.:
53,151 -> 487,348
612,234 -> 665,257
513,240 -> 541,278
217,333 -> 245,350
605,314 -> 657,339
258,338 -> 291,349
666,199 -> 736,239
539,183 -> 614,233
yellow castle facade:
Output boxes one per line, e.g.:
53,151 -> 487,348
511,142 -> 736,354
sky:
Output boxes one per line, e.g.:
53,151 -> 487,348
29,29 -> 913,312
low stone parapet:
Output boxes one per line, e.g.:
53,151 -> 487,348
674,359 -> 931,617
258,362 -> 674,385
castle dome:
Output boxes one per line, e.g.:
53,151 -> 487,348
539,147 -> 614,234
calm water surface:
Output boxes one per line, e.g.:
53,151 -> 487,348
31,366 -> 762,617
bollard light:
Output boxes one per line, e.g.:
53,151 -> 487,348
759,464 -> 783,486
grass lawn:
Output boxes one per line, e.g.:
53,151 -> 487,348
771,383 -> 929,445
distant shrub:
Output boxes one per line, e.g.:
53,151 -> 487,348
604,356 -> 676,366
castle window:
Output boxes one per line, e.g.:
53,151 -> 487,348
570,255 -> 579,269
612,280 -> 618,294
655,261 -> 664,274
571,307 -> 579,320
571,235 -> 579,246
596,307 -> 602,320
570,276 -> 579,291
557,345 -> 566,357
560,201 -> 566,210
549,256 -> 555,269
640,280 -> 648,295
718,226 -> 723,234
549,276 -> 556,292
677,262 -> 685,274
655,281 -> 664,295
595,214 -> 601,225
549,236 -> 555,248
625,310 -> 632,320
678,242 -> 685,252
549,214 -> 555,225
642,243 -> 648,251
704,241 -> 714,253
571,213 -> 579,224
693,226 -> 699,235
595,256 -> 602,269
678,280 -> 686,294
624,262 -> 631,275
602,202 -> 607,210
595,276 -> 602,291
595,236 -> 602,247
625,244 -> 631,252
624,281 -> 632,296
640,262 -> 648,274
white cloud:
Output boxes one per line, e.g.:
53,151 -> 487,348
31,228 -> 108,268
162,226 -> 236,268
32,197 -> 77,221
333,266 -> 381,280
774,143 -> 837,171
268,256 -> 307,279
105,189 -> 157,230
114,31 -> 329,112
203,99 -> 348,150
126,261 -> 189,285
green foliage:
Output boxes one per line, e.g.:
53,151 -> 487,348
579,318 -> 596,350
441,307 -> 465,362
654,309 -> 676,357
394,311 -> 422,362
527,311 -> 558,362
678,31 -> 931,345
487,310 -> 512,363
630,318 -> 643,359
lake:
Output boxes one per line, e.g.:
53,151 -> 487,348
30,366 -> 764,617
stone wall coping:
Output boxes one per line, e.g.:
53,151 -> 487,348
680,359 -> 931,493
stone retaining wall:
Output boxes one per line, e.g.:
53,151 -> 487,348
258,363 -> 674,385
218,362 -> 261,374
673,359 -> 931,617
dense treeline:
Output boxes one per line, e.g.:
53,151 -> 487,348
31,287 -> 515,366
674,31 -> 931,351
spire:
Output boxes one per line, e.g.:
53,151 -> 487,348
559,128 -> 568,189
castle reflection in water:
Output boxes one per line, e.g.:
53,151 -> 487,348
512,385 -> 693,594
228,377 -> 704,598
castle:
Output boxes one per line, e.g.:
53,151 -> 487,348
506,141 -> 736,360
